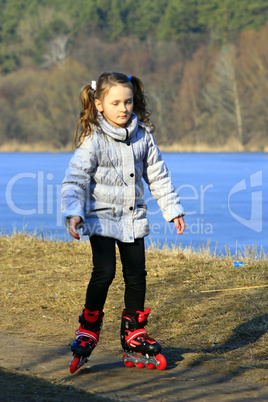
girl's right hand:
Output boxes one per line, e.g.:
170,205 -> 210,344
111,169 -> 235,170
69,216 -> 81,240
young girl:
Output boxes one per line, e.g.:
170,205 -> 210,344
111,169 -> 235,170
62,72 -> 185,372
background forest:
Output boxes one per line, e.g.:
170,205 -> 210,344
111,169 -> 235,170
0,0 -> 268,151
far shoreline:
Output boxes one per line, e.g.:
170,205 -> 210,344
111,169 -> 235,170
0,141 -> 267,153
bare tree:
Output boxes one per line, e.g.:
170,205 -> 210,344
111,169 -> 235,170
203,45 -> 243,144
43,35 -> 71,67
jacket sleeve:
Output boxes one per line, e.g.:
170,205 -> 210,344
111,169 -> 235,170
143,132 -> 185,222
61,137 -> 97,228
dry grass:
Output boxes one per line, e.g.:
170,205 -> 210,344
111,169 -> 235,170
0,233 -> 267,378
159,138 -> 244,153
0,140 -> 74,153
160,137 -> 268,153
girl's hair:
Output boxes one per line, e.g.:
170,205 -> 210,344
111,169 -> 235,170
74,71 -> 152,147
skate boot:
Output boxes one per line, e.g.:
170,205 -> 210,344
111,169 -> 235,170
70,308 -> 104,373
121,308 -> 167,370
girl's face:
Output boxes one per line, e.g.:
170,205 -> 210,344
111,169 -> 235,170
95,84 -> 133,128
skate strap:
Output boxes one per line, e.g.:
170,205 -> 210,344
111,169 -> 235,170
83,309 -> 103,323
75,328 -> 99,343
125,328 -> 147,344
137,308 -> 151,323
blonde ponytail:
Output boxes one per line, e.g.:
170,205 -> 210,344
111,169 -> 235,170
130,76 -> 151,126
74,83 -> 99,148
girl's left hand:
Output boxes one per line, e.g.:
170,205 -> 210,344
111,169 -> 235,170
173,216 -> 185,235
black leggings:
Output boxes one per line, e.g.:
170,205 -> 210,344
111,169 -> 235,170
85,236 -> 147,316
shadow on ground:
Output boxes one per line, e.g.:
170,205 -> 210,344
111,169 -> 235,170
0,366 -> 111,402
164,314 -> 268,374
0,314 -> 267,401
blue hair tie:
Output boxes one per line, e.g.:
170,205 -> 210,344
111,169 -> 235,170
127,75 -> 132,81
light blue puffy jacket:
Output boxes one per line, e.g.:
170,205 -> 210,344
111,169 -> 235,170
61,113 -> 185,242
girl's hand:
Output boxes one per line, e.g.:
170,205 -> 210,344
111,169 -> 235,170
69,216 -> 81,240
173,216 -> 185,235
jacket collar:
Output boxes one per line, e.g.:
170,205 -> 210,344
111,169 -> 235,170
97,112 -> 138,141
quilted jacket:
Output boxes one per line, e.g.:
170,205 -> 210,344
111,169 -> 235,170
61,113 -> 185,242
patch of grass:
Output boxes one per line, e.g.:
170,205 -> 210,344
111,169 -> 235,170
0,234 -> 267,379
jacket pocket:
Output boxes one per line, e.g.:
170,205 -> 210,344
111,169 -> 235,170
137,203 -> 147,211
92,207 -> 115,215
87,207 -> 117,220
134,204 -> 147,219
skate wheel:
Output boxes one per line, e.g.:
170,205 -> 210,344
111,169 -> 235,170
123,353 -> 134,368
133,353 -> 145,368
70,356 -> 80,373
155,354 -> 167,370
146,363 -> 156,369
135,362 -> 145,368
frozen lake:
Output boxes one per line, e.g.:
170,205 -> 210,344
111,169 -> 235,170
1,152 -> 267,255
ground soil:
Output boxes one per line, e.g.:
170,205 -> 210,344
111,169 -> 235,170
1,236 -> 267,400
0,332 -> 267,401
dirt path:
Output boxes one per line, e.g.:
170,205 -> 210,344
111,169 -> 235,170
0,333 -> 267,401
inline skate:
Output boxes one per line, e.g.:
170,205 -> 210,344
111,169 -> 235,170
121,308 -> 167,370
70,308 -> 104,373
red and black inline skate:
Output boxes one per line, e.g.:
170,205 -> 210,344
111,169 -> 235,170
121,308 -> 167,370
69,308 -> 104,373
